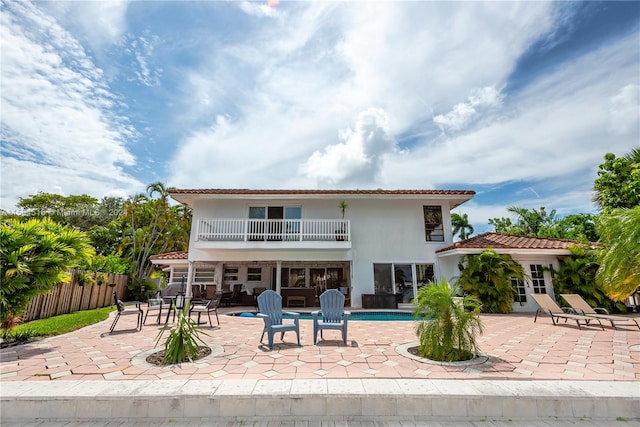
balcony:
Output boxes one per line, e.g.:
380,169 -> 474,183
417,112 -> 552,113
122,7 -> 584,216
195,218 -> 351,250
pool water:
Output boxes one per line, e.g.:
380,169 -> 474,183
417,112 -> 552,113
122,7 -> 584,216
230,311 -> 419,321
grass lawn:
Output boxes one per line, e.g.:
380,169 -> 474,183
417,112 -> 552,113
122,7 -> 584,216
1,306 -> 114,346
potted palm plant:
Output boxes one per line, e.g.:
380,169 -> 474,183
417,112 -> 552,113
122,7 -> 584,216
75,270 -> 95,287
154,300 -> 211,365
335,200 -> 348,241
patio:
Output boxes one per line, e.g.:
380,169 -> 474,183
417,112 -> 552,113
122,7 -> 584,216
1,307 -> 639,424
1,307 -> 638,382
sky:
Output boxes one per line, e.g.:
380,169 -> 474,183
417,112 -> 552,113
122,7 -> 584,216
1,0 -> 639,234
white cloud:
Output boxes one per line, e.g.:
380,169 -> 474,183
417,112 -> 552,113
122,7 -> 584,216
0,157 -> 139,212
0,1 -> 142,209
381,32 -> 640,190
433,86 -> 503,133
609,84 -> 640,135
238,1 -> 281,18
300,108 -> 398,186
39,0 -> 129,50
128,34 -> 162,87
169,2 -> 555,191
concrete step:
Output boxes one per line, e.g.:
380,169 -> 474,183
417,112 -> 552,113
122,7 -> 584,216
1,379 -> 638,423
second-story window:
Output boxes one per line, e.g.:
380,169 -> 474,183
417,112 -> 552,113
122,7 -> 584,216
423,206 -> 444,242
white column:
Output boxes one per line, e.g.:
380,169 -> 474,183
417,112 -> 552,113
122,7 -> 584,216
276,260 -> 282,294
186,261 -> 194,299
411,264 -> 418,300
215,262 -> 223,292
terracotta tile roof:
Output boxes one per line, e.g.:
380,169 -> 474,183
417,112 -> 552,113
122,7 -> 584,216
149,251 -> 188,261
436,232 -> 592,253
168,188 -> 475,196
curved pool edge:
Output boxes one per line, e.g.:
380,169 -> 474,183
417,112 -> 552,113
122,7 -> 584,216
226,309 -> 420,321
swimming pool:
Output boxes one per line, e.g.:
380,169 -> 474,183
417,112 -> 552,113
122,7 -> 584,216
229,310 -> 419,321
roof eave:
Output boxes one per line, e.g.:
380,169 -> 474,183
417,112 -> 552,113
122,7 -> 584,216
169,190 -> 475,209
437,248 -> 573,258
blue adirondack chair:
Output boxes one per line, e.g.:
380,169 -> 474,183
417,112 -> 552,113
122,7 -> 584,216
312,289 -> 350,345
257,290 -> 301,350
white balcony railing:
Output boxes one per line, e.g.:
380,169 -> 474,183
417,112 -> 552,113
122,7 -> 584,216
196,218 -> 350,242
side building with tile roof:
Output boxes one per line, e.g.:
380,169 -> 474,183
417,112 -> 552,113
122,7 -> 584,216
436,232 -> 591,312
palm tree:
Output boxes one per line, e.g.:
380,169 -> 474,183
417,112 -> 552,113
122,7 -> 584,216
596,206 -> 640,301
117,183 -> 191,299
451,213 -> 474,240
0,218 -> 94,334
507,206 -> 558,236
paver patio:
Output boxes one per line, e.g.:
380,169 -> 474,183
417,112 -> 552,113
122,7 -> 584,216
1,308 -> 638,382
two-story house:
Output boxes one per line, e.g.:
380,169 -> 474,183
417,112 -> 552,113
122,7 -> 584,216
150,189 -> 475,309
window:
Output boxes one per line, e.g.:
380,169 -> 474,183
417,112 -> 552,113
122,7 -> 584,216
374,263 -> 435,299
310,268 -> 325,289
223,266 -> 239,283
423,206 -> 444,242
248,206 -> 302,241
395,264 -> 414,303
511,277 -> 527,302
193,264 -> 216,283
171,268 -> 188,284
416,264 -> 434,290
373,263 -> 393,294
279,267 -> 306,287
530,264 -> 546,294
247,267 -> 262,282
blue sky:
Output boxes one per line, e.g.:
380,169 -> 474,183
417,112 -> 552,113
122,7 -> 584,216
1,1 -> 639,234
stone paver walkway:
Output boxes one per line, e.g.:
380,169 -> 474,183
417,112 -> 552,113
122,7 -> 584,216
1,308 -> 638,382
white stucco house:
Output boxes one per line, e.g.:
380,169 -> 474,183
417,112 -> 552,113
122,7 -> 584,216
150,188 -> 475,309
149,188 -> 586,312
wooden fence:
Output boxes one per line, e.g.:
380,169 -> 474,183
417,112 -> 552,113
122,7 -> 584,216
21,270 -> 129,322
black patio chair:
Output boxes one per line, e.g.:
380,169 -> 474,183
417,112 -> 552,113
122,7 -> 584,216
221,284 -> 243,306
143,291 -> 165,325
110,291 -> 143,332
189,292 -> 223,327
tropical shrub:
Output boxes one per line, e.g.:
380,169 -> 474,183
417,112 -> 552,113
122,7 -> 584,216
413,280 -> 483,362
0,218 -> 94,333
596,206 -> 640,301
127,277 -> 157,301
457,250 -> 525,313
89,253 -> 129,275
552,245 -> 625,313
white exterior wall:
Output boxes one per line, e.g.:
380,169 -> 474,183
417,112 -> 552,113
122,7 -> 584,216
510,255 -> 561,313
184,195 -> 458,308
346,198 -> 452,307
